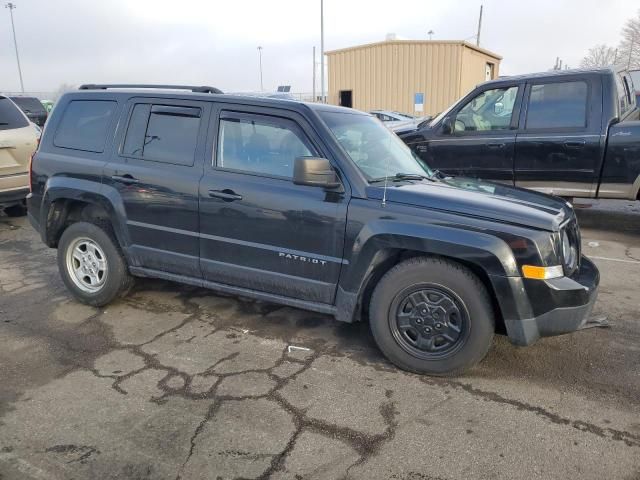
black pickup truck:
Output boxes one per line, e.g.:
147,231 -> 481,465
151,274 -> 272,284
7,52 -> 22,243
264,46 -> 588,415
28,84 -> 599,375
400,67 -> 640,200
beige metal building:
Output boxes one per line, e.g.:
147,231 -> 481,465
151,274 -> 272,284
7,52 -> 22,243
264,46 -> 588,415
326,40 -> 502,116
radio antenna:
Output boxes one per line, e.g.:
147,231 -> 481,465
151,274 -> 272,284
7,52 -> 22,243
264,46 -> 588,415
382,141 -> 390,207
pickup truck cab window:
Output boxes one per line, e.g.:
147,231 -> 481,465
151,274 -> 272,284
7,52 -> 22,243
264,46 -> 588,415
319,110 -> 432,181
454,86 -> 519,133
216,112 -> 315,178
525,81 -> 588,129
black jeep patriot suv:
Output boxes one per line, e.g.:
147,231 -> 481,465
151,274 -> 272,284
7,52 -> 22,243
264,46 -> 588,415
27,84 -> 599,375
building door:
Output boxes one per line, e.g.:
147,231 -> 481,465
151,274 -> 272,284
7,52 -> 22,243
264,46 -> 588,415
339,90 -> 353,108
485,63 -> 495,81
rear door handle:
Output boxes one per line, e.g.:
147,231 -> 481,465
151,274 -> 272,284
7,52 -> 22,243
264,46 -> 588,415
564,140 -> 586,149
208,189 -> 242,201
111,174 -> 139,184
486,143 -> 505,149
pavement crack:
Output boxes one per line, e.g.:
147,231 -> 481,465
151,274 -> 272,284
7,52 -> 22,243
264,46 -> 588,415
421,377 -> 640,448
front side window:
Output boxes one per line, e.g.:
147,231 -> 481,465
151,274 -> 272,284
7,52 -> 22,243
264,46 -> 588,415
54,100 -> 116,152
320,111 -> 432,181
217,113 -> 314,178
525,81 -> 588,129
454,86 -> 518,133
122,104 -> 201,166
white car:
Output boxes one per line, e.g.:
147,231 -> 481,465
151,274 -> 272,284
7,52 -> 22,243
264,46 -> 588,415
370,110 -> 431,133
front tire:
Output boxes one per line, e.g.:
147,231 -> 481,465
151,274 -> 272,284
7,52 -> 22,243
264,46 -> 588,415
57,222 -> 133,306
369,256 -> 494,375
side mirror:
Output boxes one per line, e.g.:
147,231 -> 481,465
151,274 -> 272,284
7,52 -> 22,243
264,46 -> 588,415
293,157 -> 341,189
494,102 -> 504,115
441,116 -> 454,135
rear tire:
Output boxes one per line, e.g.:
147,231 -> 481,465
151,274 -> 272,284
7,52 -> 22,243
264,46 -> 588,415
57,221 -> 134,306
369,256 -> 494,376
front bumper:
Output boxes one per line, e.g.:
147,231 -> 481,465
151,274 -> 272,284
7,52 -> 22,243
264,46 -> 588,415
491,256 -> 600,346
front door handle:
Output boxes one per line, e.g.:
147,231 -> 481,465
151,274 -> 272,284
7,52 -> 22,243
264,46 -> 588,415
111,174 -> 139,184
208,189 -> 242,201
564,140 -> 586,149
486,143 -> 505,149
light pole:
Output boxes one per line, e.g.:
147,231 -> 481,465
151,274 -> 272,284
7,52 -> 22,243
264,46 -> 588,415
427,30 -> 434,41
320,0 -> 325,103
257,46 -> 264,91
5,2 -> 24,93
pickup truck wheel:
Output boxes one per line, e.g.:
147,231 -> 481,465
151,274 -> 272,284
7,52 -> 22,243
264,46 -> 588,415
369,257 -> 494,375
57,222 -> 133,307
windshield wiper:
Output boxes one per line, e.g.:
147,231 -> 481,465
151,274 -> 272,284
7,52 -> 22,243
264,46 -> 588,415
371,172 -> 436,183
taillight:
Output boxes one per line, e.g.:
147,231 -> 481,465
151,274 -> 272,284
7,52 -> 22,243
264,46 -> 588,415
29,138 -> 39,193
29,152 -> 34,193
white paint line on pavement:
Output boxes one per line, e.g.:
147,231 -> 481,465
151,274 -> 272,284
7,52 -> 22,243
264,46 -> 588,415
589,255 -> 640,265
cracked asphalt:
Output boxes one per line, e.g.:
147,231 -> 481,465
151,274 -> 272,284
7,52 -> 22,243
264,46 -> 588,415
0,199 -> 639,480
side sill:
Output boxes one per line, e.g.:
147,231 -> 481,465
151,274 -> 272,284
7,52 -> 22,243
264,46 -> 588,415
129,266 -> 337,317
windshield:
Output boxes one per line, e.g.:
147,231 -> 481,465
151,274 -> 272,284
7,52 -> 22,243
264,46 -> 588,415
319,111 -> 432,181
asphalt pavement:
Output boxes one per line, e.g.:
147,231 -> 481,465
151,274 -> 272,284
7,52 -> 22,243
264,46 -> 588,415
0,200 -> 639,479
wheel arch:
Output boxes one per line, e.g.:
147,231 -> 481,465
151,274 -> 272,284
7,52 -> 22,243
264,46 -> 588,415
41,178 -> 130,251
335,221 -> 516,331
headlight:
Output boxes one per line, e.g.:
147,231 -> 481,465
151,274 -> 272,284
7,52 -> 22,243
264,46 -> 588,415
561,229 -> 577,272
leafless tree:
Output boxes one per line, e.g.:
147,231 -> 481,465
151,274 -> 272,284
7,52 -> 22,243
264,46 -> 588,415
580,44 -> 617,68
617,9 -> 640,69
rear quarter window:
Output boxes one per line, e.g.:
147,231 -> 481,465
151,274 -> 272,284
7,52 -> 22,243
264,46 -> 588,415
0,97 -> 29,131
54,100 -> 117,153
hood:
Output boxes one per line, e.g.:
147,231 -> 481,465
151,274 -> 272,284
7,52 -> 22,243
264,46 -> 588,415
366,176 -> 572,231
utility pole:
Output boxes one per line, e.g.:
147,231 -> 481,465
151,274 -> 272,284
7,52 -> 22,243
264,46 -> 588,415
476,5 -> 483,47
6,2 -> 24,93
312,46 -> 316,102
257,46 -> 264,91
320,0 -> 325,103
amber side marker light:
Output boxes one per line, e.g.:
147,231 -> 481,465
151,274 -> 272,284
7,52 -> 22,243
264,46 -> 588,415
522,265 -> 564,280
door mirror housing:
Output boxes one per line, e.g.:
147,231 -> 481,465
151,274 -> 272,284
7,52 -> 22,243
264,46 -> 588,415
293,157 -> 341,189
441,116 -> 454,135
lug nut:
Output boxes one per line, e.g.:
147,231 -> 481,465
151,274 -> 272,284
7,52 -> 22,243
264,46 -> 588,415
435,323 -> 442,329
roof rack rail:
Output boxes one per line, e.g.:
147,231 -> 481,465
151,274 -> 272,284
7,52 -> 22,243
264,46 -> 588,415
78,84 -> 224,94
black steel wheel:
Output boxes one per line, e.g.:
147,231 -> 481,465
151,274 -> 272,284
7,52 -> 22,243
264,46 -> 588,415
369,256 -> 494,375
390,285 -> 470,359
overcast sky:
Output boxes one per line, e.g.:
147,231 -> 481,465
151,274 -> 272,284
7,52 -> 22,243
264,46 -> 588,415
0,0 -> 636,95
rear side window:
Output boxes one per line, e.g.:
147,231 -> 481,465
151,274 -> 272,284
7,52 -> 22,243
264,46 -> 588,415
10,97 -> 46,114
54,100 -> 117,152
525,81 -> 588,129
122,104 -> 201,166
0,97 -> 29,131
